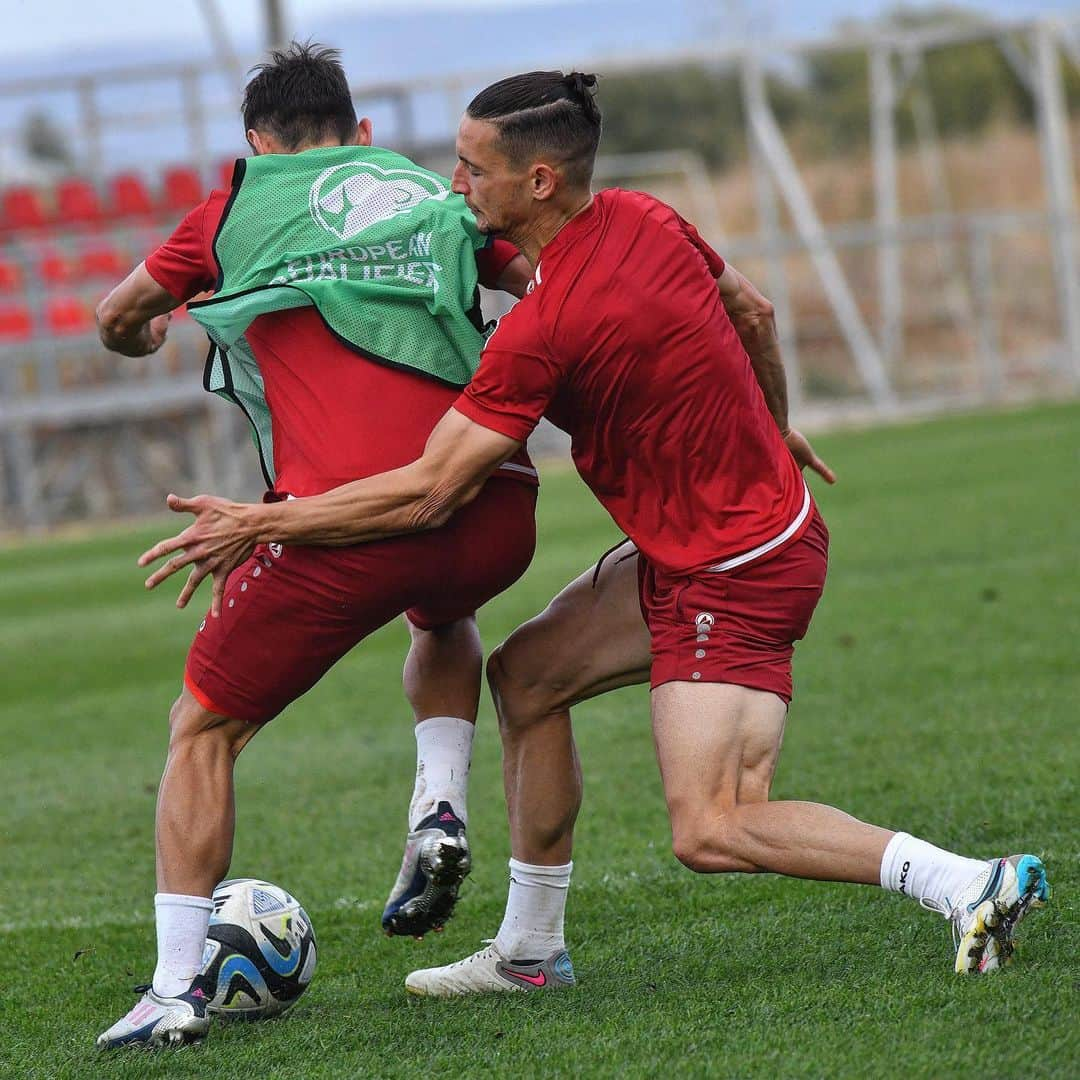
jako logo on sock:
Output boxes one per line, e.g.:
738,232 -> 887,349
899,860 -> 911,894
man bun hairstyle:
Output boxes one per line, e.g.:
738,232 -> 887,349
467,71 -> 602,188
242,41 -> 358,150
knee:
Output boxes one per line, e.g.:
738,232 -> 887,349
487,638 -> 574,735
167,694 -> 253,760
669,809 -> 745,875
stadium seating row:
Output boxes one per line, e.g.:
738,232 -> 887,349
0,163 -> 229,340
0,245 -> 132,290
0,160 -> 235,234
0,296 -> 191,341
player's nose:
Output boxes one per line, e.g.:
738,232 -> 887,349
450,163 -> 469,195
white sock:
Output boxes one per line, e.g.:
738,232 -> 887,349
152,892 -> 214,997
409,716 -> 474,828
493,858 -> 572,959
879,832 -> 987,913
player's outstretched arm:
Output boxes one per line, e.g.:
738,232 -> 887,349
138,408 -> 521,615
96,263 -> 180,357
716,262 -> 835,485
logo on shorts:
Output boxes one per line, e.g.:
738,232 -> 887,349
309,163 -> 451,241
695,612 -> 715,631
268,543 -> 283,559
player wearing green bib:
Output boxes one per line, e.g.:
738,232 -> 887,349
193,142 -> 497,484
94,44 -> 536,1050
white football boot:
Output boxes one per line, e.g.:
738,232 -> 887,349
405,941 -> 576,997
948,854 -> 1050,974
96,974 -> 213,1049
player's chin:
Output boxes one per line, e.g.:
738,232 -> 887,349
467,207 -> 496,234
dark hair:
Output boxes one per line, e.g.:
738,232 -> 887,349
242,41 -> 357,150
467,71 -> 601,188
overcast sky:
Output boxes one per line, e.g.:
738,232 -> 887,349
1,0 -> 1077,61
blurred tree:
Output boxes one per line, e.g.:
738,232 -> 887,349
598,63 -> 801,168
595,5 -> 1079,173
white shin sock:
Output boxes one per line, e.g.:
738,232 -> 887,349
152,892 -> 214,997
493,858 -> 572,959
409,716 -> 474,828
879,832 -> 987,913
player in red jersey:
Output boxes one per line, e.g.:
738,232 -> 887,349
139,71 -> 1050,996
94,46 -> 538,1049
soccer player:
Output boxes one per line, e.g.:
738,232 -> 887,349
93,45 -> 538,1048
139,71 -> 1050,998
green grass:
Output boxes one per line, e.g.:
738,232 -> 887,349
1,402 -> 1077,1079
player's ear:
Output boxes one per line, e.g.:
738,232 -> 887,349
531,163 -> 559,202
247,129 -> 270,156
355,118 -> 373,147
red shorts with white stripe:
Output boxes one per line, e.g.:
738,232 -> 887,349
184,477 -> 536,724
640,505 -> 828,704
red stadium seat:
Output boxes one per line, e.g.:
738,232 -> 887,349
78,245 -> 129,280
2,185 -> 49,231
108,172 -> 155,220
56,177 -> 104,227
0,303 -> 33,341
45,295 -> 94,336
160,165 -> 204,213
0,258 -> 23,292
38,248 -> 72,286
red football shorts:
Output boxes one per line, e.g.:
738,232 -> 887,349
185,478 -> 536,724
639,506 -> 828,704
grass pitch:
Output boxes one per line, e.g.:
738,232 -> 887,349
1,402 -> 1077,1079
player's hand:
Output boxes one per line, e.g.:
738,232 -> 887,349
784,428 -> 836,484
147,313 -> 172,353
137,493 -> 259,617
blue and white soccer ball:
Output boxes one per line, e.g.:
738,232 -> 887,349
201,878 -> 317,1019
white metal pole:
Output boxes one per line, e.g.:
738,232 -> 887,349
744,54 -> 895,407
741,55 -> 802,412
1033,19 -> 1080,383
871,43 -> 903,370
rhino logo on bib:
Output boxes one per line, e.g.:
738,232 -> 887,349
309,162 -> 450,241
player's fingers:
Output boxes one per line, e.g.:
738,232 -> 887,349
166,492 -> 202,514
812,456 -> 837,485
137,532 -> 188,567
144,550 -> 198,591
210,569 -> 228,619
176,564 -> 209,610
177,565 -> 203,609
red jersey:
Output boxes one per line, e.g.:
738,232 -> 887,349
146,187 -> 535,497
455,188 -> 809,576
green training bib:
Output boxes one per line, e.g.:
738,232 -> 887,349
189,144 -> 489,485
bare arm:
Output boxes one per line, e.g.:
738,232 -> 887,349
96,262 -> 181,357
716,262 -> 789,433
137,408 -> 521,613
716,262 -> 835,484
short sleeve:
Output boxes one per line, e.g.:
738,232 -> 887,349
144,194 -> 222,301
677,214 -> 725,278
475,238 -> 520,289
454,313 -> 563,443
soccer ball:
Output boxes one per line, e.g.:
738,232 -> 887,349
200,878 -> 317,1019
